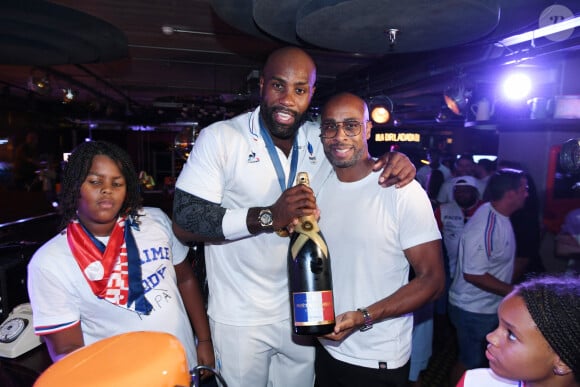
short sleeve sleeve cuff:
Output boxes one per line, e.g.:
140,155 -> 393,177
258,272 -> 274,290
223,208 -> 251,240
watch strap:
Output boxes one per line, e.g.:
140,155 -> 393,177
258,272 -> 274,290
357,307 -> 373,332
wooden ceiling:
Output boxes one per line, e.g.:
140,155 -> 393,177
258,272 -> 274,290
0,0 -> 579,126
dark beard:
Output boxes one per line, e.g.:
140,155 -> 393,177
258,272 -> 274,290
259,102 -> 305,140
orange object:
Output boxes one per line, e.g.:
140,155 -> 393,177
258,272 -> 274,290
34,331 -> 191,387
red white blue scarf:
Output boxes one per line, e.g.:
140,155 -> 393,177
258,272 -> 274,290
67,216 -> 152,314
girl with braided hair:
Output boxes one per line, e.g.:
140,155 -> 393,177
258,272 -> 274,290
27,140 -> 215,380
457,274 -> 579,387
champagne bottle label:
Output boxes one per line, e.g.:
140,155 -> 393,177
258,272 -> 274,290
292,290 -> 334,326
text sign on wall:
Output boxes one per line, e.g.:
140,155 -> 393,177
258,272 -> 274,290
374,132 -> 421,142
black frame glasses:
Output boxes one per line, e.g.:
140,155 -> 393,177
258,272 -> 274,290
319,120 -> 366,139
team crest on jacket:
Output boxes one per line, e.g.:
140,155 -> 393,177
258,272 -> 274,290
307,142 -> 317,163
248,151 -> 259,163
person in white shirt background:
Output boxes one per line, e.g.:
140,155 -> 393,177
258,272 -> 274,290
437,154 -> 479,205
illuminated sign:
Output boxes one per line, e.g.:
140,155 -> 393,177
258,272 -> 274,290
374,132 -> 421,142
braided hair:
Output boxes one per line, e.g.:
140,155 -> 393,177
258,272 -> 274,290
516,275 -> 580,381
59,140 -> 142,229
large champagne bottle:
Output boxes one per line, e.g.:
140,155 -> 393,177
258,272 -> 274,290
287,172 -> 335,335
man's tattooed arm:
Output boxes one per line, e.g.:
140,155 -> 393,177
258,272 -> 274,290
172,188 -> 226,242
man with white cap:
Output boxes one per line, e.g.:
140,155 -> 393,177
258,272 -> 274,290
436,154 -> 479,205
432,176 -> 484,352
435,175 -> 483,284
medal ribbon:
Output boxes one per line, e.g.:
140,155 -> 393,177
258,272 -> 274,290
258,117 -> 299,191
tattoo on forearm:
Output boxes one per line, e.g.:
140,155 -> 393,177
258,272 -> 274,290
173,188 -> 225,239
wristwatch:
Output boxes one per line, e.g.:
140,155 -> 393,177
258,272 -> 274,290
357,308 -> 373,332
258,209 -> 274,229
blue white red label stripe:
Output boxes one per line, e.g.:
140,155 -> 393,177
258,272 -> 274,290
292,291 -> 334,326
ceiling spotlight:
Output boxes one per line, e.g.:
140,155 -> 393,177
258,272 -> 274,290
444,76 -> 472,116
501,73 -> 532,101
28,69 -> 51,95
368,95 -> 394,125
386,28 -> 399,48
371,106 -> 390,124
62,88 -> 76,104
